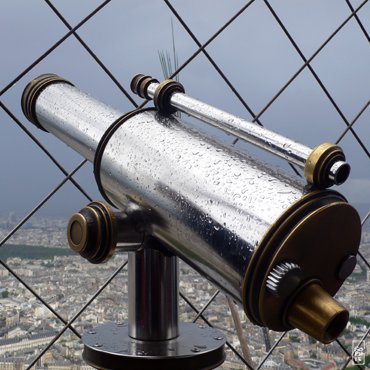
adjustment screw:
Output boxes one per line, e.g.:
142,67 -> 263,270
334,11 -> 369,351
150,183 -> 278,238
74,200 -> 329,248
194,344 -> 207,349
338,255 -> 357,281
213,336 -> 224,340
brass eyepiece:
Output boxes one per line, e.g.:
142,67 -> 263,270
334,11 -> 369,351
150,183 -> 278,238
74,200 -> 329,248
67,201 -> 117,264
67,201 -> 145,264
304,143 -> 350,188
287,282 -> 349,343
68,212 -> 89,253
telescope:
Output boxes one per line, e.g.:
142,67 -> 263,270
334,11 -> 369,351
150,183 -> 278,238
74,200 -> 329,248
22,74 -> 361,369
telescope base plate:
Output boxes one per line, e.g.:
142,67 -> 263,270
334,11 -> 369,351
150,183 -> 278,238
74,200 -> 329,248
82,322 -> 226,370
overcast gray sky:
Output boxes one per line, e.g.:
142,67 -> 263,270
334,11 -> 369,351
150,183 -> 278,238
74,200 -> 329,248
0,0 -> 369,218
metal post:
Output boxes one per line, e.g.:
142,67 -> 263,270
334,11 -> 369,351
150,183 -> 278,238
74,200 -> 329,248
81,237 -> 226,370
129,241 -> 179,341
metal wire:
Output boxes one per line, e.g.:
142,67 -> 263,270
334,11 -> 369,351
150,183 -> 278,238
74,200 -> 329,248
43,0 -> 138,108
338,340 -> 366,370
357,211 -> 370,270
163,0 -> 302,179
0,0 -> 112,97
179,291 -> 254,370
336,99 -> 370,144
362,211 -> 370,227
345,0 -> 370,43
252,0 -> 370,159
263,0 -> 369,158
255,332 -> 286,370
0,260 -> 81,339
0,0 -> 369,368
337,338 -> 366,369
163,0 -> 261,125
0,101 -> 92,202
0,160 -> 87,247
337,208 -> 370,368
26,259 -> 128,369
167,0 -> 257,81
192,289 -> 220,323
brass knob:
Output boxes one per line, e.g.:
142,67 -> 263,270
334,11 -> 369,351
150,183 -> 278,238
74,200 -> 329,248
304,143 -> 350,188
266,262 -> 302,297
67,201 -> 145,264
67,201 -> 117,264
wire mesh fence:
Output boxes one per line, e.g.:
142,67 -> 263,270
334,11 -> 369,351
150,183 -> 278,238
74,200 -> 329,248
0,1 -> 369,369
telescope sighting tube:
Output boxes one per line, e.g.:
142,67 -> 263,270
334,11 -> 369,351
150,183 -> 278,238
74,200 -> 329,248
131,74 -> 350,189
22,74 -> 361,344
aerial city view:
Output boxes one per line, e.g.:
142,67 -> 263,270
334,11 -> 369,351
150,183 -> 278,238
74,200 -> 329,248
0,212 -> 369,369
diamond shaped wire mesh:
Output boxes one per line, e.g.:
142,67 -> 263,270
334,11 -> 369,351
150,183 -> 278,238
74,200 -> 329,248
0,0 -> 369,369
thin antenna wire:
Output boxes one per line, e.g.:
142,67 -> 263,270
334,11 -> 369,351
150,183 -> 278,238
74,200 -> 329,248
158,18 -> 179,81
227,296 -> 255,369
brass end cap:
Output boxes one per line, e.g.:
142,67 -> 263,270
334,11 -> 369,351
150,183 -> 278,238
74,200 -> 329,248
304,143 -> 350,188
130,74 -> 159,100
67,201 -> 117,264
242,190 -> 361,339
21,74 -> 73,131
153,79 -> 185,114
130,73 -> 185,114
68,212 -> 89,253
287,282 -> 349,344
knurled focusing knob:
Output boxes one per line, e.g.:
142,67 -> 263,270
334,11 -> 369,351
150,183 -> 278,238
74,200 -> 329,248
67,201 -> 117,264
266,262 -> 302,297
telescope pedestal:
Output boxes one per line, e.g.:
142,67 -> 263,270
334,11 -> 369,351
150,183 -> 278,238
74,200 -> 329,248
82,240 -> 226,370
82,322 -> 226,370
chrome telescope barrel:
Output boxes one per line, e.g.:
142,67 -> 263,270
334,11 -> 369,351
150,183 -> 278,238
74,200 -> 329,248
22,74 -> 123,162
131,74 -> 350,189
22,74 -> 362,344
